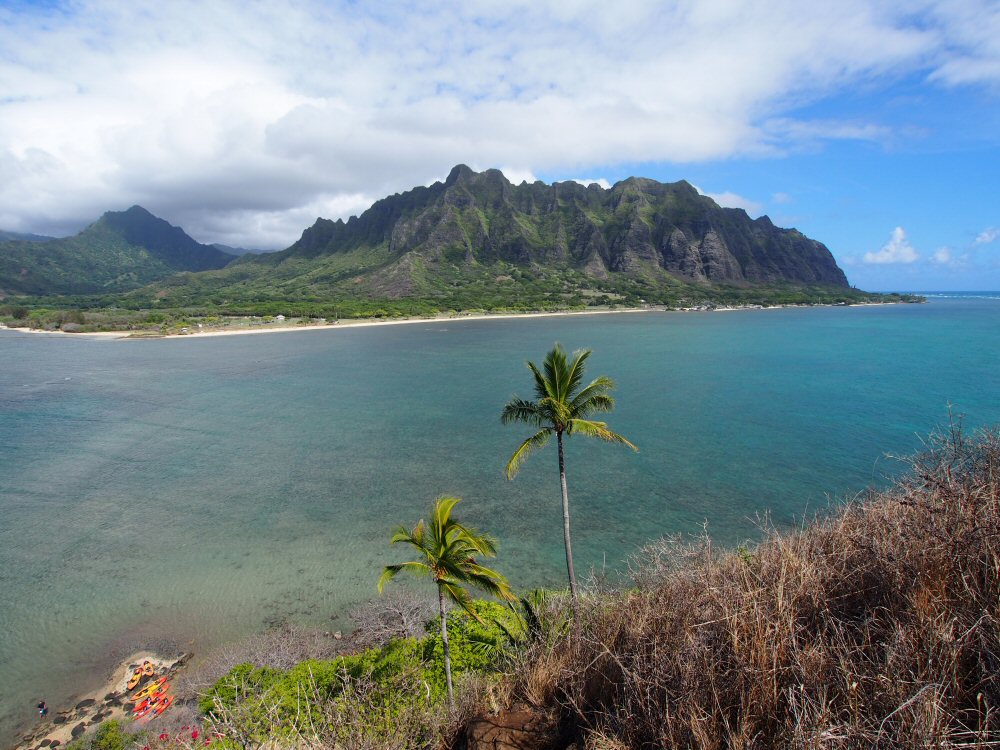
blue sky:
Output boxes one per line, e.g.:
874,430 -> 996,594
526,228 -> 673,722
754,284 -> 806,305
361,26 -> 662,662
1,0 -> 998,290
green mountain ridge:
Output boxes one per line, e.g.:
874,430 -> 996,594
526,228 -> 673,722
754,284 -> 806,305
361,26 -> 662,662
121,166 -> 857,314
2,167 -> 866,314
280,164 -> 848,288
0,206 -> 234,296
0,230 -> 56,242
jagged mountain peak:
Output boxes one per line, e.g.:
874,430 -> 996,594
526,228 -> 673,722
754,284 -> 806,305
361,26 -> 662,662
281,165 -> 848,289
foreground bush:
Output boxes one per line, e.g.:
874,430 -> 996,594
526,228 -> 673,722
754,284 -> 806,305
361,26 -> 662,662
199,600 -> 521,748
514,424 -> 1000,748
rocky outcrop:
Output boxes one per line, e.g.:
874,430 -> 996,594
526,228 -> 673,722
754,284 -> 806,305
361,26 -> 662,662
464,706 -> 559,750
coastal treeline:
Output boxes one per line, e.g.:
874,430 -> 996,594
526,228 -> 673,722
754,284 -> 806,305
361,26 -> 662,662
0,283 -> 921,335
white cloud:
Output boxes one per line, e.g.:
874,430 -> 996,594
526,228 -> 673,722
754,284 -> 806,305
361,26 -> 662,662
864,227 -> 920,264
772,192 -> 793,204
571,178 -> 613,189
706,191 -> 764,216
931,246 -> 953,264
974,227 -> 999,245
929,245 -> 972,268
924,0 -> 1000,87
693,184 -> 763,216
0,1 -> 997,246
497,167 -> 539,185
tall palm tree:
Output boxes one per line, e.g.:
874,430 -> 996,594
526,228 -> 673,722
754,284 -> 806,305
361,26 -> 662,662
377,496 -> 513,708
502,344 -> 637,600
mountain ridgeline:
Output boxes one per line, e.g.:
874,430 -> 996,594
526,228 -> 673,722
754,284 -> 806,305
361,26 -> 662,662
0,206 -> 234,296
283,165 -> 848,289
1,167 -> 863,314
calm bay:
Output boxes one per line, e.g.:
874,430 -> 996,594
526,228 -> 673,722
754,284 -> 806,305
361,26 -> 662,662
1,295 -> 998,743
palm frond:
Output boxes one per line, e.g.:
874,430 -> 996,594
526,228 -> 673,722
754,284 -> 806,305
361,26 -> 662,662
440,580 -> 478,618
564,348 -> 592,400
542,345 -> 567,400
377,561 -> 430,592
567,419 -> 638,450
430,496 -> 461,540
453,528 -> 498,557
527,359 -> 555,402
500,398 -> 545,426
505,428 -> 551,479
569,377 -> 616,416
389,519 -> 425,548
466,631 -> 511,659
464,566 -> 515,601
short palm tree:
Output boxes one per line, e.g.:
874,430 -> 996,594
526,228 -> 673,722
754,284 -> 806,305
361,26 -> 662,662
502,344 -> 637,600
377,496 -> 513,708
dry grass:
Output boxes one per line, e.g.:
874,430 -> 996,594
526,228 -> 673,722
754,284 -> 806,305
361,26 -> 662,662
511,424 -> 1000,749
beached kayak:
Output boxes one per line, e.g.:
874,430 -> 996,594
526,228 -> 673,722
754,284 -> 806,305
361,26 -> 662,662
154,696 -> 173,715
126,669 -> 142,690
131,677 -> 168,701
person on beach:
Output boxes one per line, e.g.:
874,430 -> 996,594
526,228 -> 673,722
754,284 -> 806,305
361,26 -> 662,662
37,701 -> 48,718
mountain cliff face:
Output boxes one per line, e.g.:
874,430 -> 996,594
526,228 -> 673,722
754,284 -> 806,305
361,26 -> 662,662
282,165 -> 848,289
0,206 -> 234,295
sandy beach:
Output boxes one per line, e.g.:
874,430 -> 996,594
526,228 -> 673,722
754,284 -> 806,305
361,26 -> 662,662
0,301 -> 895,341
12,653 -> 191,750
0,307 -> 656,341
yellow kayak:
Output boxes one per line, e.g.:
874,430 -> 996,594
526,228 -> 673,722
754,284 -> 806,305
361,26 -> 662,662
131,677 -> 168,701
126,669 -> 142,690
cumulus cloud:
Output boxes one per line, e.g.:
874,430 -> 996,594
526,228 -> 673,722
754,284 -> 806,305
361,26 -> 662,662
975,227 -> 999,245
571,178 -> 613,189
0,0 -> 998,247
864,227 -> 920,264
496,167 -> 539,185
931,247 -> 953,264
692,184 -> 762,216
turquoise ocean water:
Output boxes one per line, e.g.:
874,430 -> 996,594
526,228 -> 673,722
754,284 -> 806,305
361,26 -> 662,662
1,295 -> 998,743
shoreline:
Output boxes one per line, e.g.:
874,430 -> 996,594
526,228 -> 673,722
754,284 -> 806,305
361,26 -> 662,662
11,653 -> 191,750
0,301 -> 898,341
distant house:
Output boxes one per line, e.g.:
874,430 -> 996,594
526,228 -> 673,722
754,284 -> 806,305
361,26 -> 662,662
275,315 -> 286,322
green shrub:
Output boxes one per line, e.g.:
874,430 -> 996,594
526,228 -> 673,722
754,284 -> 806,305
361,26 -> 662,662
200,599 -> 523,740
91,719 -> 128,750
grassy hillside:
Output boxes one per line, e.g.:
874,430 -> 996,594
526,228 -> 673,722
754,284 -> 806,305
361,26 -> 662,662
0,207 -> 233,296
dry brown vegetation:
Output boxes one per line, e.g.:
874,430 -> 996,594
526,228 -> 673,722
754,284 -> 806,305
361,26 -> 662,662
509,423 -> 1000,749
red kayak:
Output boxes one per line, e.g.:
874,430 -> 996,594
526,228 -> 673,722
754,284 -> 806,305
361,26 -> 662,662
154,696 -> 174,715
134,694 -> 164,720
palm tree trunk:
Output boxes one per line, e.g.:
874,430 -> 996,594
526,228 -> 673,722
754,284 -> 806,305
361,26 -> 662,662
557,431 -> 579,600
438,586 -> 454,708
